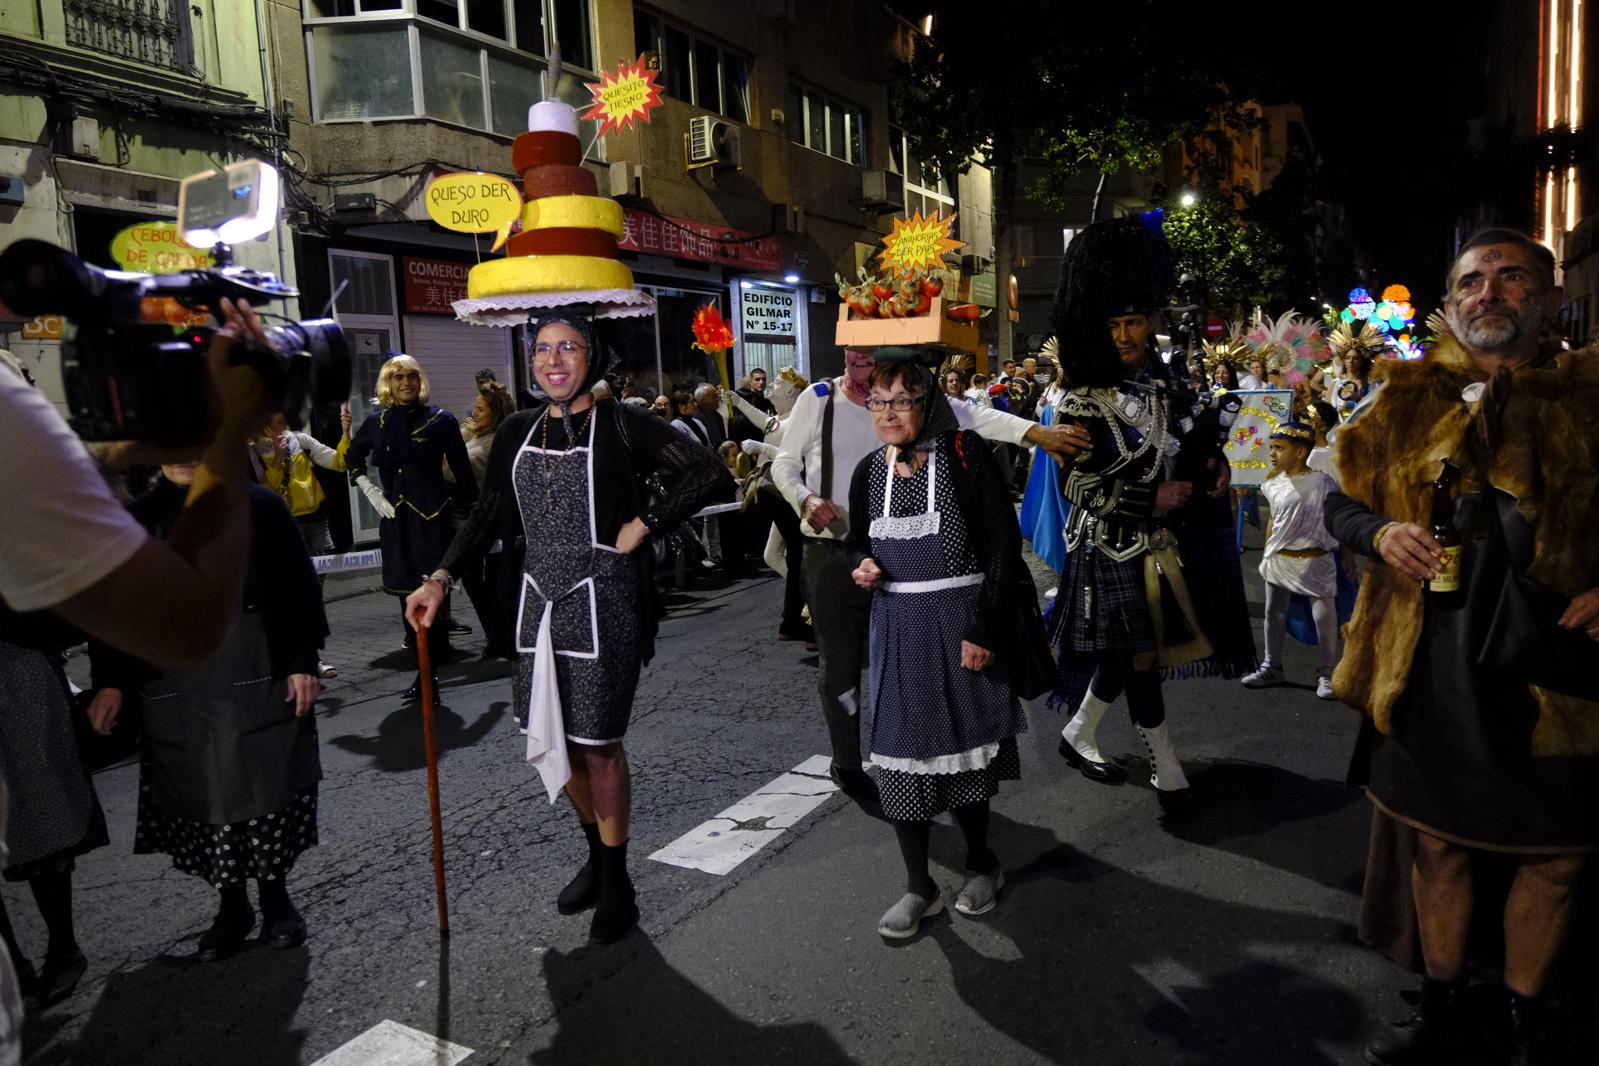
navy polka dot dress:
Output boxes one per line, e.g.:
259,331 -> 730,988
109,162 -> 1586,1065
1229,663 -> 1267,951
864,437 -> 1025,822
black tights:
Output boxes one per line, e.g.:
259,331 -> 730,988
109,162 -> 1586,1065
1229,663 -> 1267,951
0,868 -> 79,966
1087,656 -> 1166,729
892,801 -> 995,899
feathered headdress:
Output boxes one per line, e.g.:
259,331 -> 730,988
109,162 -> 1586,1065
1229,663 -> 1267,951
1200,338 -> 1252,379
1327,319 -> 1388,363
1243,310 -> 1331,387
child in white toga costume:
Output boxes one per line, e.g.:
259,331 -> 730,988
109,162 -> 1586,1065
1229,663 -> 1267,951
1241,422 -> 1342,700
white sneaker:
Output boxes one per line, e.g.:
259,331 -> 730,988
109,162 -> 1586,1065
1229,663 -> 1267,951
1044,586 -> 1058,600
1316,676 -> 1337,700
877,890 -> 944,939
1242,664 -> 1285,688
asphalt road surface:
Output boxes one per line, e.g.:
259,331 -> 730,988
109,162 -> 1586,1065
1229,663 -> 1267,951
10,529 -> 1406,1065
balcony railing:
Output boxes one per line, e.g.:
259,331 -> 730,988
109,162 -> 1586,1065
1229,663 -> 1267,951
63,0 -> 193,72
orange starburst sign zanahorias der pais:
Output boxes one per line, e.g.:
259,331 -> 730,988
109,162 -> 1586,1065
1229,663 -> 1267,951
878,211 -> 964,271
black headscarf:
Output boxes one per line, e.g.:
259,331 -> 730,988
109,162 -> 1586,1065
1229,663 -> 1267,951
872,346 -> 959,451
526,308 -> 616,415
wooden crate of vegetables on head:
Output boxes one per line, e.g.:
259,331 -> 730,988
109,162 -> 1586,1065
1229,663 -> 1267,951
834,210 -> 982,353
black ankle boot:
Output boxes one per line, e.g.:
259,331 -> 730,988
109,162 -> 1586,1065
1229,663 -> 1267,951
1498,987 -> 1560,1066
556,822 -> 602,915
258,878 -> 307,949
21,949 -> 86,1009
402,673 -> 440,703
197,886 -> 256,962
589,841 -> 638,944
1365,977 -> 1471,1065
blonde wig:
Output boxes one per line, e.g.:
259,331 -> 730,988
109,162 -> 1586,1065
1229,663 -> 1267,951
375,353 -> 430,406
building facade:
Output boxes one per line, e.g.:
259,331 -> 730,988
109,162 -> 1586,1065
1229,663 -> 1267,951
0,0 -> 295,409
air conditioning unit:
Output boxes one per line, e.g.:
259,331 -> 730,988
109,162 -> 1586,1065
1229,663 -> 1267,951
860,170 -> 905,213
687,116 -> 741,169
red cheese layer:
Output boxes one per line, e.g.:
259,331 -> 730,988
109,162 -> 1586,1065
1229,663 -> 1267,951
507,228 -> 620,259
521,164 -> 598,199
511,131 -> 582,172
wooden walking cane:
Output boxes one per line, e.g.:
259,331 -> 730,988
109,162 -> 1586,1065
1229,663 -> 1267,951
412,607 -> 450,936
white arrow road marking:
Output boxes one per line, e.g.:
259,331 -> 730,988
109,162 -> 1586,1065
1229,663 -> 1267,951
649,755 -> 841,875
310,1020 -> 473,1065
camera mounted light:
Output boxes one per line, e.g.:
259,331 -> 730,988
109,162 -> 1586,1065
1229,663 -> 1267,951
178,160 -> 280,248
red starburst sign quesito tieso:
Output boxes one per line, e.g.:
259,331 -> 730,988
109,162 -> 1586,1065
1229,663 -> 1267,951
581,55 -> 665,137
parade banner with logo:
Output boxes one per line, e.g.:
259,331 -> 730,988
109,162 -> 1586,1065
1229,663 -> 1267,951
1224,389 -> 1294,488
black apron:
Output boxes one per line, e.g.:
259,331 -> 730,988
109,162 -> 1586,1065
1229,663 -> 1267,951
140,612 -> 322,826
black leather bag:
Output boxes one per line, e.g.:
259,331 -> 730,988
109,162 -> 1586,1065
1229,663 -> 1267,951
1008,581 -> 1057,700
1476,489 -> 1599,700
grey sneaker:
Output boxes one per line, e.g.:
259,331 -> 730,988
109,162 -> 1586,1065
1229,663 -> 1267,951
1316,676 -> 1337,700
877,891 -> 944,939
1242,663 -> 1285,688
955,868 -> 1005,916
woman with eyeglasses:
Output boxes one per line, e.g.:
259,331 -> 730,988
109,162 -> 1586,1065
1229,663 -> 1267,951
346,354 -> 478,702
406,312 -> 728,944
845,351 -> 1032,940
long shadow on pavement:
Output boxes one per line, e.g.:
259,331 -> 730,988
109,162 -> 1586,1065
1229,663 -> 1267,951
925,812 -> 1367,1065
1153,759 -> 1366,896
328,702 -> 505,772
25,940 -> 310,1065
527,933 -> 851,1065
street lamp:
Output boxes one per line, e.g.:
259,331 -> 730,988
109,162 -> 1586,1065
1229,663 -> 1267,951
1180,191 -> 1197,207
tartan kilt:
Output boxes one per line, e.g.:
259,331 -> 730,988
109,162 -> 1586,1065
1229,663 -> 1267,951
1047,545 -> 1156,657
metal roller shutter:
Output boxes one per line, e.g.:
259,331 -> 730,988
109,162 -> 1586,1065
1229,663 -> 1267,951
401,315 -> 514,422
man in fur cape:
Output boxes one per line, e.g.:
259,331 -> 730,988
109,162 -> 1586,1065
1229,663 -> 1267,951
1326,227 -> 1599,1064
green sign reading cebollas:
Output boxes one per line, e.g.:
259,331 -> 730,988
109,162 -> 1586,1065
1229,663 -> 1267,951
110,221 -> 213,273
425,173 -> 522,234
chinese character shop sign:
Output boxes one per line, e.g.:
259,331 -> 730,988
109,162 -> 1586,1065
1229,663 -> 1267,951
617,209 -> 781,272
403,257 -> 470,315
741,287 -> 796,336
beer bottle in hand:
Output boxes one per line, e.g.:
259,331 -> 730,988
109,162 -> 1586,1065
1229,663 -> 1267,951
1426,458 -> 1464,596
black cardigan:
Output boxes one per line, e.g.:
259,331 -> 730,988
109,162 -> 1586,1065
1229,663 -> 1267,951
93,481 -> 327,690
844,429 -> 1030,651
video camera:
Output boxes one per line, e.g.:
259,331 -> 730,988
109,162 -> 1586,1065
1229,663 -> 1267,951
0,161 -> 349,446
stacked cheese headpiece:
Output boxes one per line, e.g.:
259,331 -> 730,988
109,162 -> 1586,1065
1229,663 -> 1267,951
465,100 -> 634,300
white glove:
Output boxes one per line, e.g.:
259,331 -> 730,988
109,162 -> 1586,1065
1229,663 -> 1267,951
741,439 -> 766,457
356,474 -> 396,520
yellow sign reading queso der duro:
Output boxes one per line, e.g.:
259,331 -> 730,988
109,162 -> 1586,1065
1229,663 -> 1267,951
425,173 -> 523,234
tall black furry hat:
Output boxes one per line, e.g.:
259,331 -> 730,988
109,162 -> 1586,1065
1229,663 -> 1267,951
1051,213 -> 1173,389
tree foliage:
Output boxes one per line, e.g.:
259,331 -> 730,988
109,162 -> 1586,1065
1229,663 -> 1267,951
890,4 -> 1270,202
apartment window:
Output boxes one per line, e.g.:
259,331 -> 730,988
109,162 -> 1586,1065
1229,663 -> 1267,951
305,0 -> 601,144
789,84 -> 864,164
634,9 -> 749,122
888,126 -> 953,215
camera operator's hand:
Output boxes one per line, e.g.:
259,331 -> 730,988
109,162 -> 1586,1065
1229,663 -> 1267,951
86,688 -> 123,736
205,297 -> 276,450
357,475 -> 397,520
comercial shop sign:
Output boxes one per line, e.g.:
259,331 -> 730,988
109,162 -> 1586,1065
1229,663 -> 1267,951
403,256 -> 471,315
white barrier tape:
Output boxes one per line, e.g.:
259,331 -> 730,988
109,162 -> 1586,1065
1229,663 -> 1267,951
311,549 -> 383,575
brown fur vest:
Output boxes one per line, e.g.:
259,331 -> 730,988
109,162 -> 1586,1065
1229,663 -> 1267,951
1332,335 -> 1599,755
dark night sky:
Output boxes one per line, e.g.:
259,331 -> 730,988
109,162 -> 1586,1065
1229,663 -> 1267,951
1253,0 -> 1493,307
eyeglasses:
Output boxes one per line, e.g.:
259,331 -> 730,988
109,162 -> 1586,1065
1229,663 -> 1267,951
532,340 -> 588,362
866,396 -> 921,412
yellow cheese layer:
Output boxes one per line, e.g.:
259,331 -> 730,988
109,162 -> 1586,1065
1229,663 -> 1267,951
520,195 -> 625,237
466,255 -> 635,298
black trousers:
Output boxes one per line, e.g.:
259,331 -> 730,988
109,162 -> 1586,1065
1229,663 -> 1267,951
756,487 -> 808,629
801,539 -> 872,770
